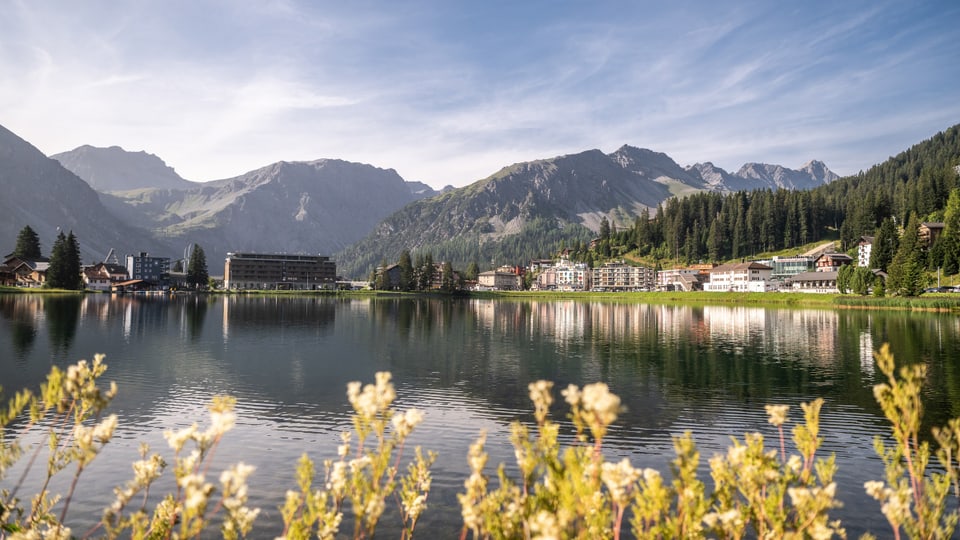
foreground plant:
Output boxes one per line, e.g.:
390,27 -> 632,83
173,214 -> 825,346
863,344 -> 959,540
277,372 -> 434,540
0,356 -> 259,540
0,355 -> 117,539
459,380 -> 845,539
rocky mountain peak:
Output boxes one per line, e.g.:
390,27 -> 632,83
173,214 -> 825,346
52,144 -> 193,192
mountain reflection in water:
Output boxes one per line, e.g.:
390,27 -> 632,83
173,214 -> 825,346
1,293 -> 958,538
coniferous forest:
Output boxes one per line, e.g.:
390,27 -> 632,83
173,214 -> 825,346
599,125 -> 960,270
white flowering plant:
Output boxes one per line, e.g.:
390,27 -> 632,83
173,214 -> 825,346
3,344 -> 960,539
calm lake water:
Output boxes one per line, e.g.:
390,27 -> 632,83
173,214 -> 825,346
1,293 -> 959,538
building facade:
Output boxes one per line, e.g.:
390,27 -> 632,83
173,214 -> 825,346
477,269 -> 523,290
703,262 -> 774,292
126,252 -> 170,283
224,252 -> 337,290
814,252 -> 853,272
857,236 -> 874,267
769,256 -> 815,281
591,261 -> 655,291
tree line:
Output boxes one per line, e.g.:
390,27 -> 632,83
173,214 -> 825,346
7,225 -> 211,290
371,249 -> 476,292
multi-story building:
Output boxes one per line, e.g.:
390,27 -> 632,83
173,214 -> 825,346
814,252 -> 853,272
703,261 -> 774,292
554,260 -> 590,291
477,268 -> 523,290
126,252 -> 170,283
857,236 -> 874,267
591,261 -> 655,291
224,252 -> 336,290
770,256 -> 815,281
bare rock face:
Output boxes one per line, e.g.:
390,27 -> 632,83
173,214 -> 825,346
52,145 -> 195,192
0,125 -> 168,262
102,158 -> 421,267
687,160 -> 839,192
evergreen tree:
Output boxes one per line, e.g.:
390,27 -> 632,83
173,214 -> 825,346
888,213 -> 925,296
599,216 -> 611,241
465,261 -> 479,281
46,230 -> 81,290
441,261 -> 455,292
938,188 -> 960,275
66,232 -> 82,290
398,250 -> 414,291
418,253 -> 435,290
13,225 -> 41,260
186,244 -> 209,289
869,218 -> 898,272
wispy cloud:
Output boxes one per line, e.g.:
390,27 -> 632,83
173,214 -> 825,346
1,1 -> 958,186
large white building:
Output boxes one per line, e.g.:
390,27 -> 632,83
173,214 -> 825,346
703,261 -> 774,292
858,236 -> 874,267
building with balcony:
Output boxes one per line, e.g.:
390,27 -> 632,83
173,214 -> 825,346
126,252 -> 170,283
591,261 -> 655,291
857,236 -> 874,267
703,261 -> 774,292
224,252 -> 337,290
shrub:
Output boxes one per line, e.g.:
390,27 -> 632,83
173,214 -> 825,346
1,346 -> 959,539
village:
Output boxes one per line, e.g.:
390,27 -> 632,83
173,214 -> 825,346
0,222 -> 950,295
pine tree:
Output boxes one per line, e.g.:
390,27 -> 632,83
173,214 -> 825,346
465,261 -> 479,281
66,231 -> 82,289
888,213 -> 925,296
939,188 -> 960,275
13,225 -> 42,260
46,230 -> 81,289
869,218 -> 899,272
441,261 -> 455,292
186,244 -> 209,289
46,231 -> 68,288
398,250 -> 414,291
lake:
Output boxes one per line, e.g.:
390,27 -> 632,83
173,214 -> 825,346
1,293 -> 959,538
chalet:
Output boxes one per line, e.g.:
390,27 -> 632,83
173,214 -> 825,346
0,264 -> 15,287
814,252 -> 853,272
82,266 -> 112,291
82,262 -> 130,291
919,222 -> 945,248
3,256 -> 50,288
703,261 -> 774,292
787,271 -> 839,293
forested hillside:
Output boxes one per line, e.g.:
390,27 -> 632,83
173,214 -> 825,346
604,124 -> 960,266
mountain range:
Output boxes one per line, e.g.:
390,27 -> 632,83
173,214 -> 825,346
1,122 -> 837,276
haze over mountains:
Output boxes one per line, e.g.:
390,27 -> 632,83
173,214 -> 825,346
1,122 -> 839,276
0,125 -> 167,262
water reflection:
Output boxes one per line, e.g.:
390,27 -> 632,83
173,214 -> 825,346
0,294 -> 39,359
0,294 -> 959,537
44,295 -> 82,357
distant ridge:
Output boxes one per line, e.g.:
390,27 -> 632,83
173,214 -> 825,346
0,125 -> 168,261
52,145 -> 194,192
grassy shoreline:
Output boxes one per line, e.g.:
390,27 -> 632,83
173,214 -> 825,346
5,286 -> 960,311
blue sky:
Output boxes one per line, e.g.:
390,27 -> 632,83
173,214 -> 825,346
1,1 -> 958,188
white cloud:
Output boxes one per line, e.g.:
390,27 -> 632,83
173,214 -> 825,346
0,1 -> 957,187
